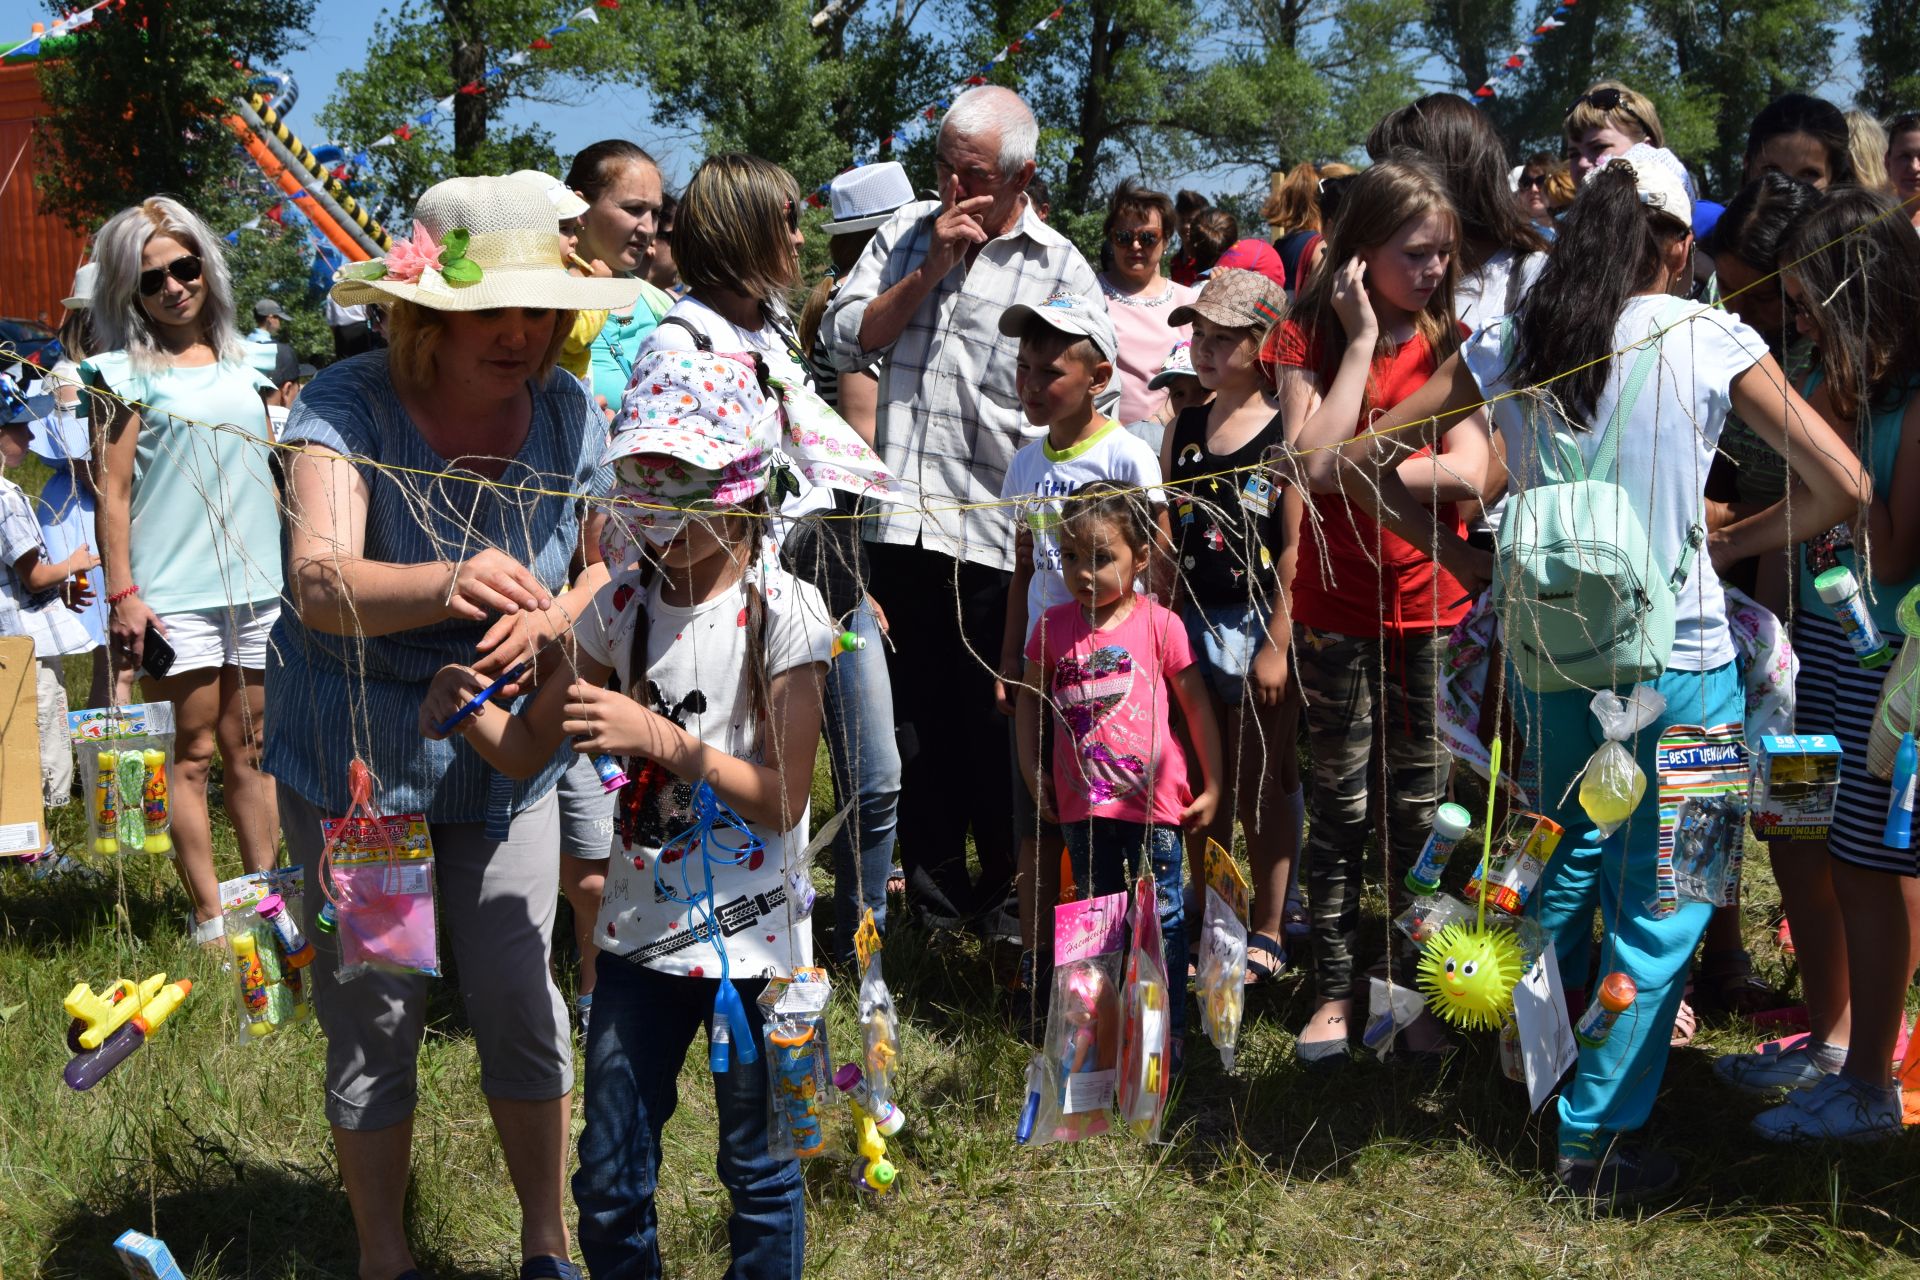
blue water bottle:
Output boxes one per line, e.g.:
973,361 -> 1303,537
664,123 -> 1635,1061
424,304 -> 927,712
1885,731 -> 1917,850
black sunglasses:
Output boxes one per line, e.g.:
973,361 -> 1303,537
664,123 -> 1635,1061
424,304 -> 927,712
1568,88 -> 1656,142
783,198 -> 800,233
1111,229 -> 1163,250
139,255 -> 203,297
1517,172 -> 1547,191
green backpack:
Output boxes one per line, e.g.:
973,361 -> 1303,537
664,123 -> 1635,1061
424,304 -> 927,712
1494,299 -> 1704,693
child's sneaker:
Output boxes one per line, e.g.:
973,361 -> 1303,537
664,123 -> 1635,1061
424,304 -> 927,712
1752,1072 -> 1901,1143
1713,1043 -> 1841,1095
1551,1144 -> 1681,1211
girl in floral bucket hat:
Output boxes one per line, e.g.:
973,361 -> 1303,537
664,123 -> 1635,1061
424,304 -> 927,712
422,341 -> 894,1278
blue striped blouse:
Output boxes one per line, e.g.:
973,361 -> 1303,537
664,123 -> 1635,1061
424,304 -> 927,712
263,351 -> 607,825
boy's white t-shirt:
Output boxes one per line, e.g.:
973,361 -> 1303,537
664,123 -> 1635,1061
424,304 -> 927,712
0,474 -> 90,656
998,419 -> 1164,640
575,559 -> 835,978
1461,295 -> 1767,673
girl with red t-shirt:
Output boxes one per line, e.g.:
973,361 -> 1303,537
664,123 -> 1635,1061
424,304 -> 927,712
1269,156 -> 1492,1065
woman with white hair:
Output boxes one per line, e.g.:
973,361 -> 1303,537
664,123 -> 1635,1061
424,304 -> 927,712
82,196 -> 284,943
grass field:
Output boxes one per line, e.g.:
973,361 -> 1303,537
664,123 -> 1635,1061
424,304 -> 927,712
1,511 -> 1918,1277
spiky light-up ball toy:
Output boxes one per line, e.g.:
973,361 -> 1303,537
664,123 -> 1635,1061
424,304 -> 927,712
1415,920 -> 1526,1031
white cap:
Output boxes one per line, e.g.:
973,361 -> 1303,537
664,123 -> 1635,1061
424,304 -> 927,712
822,162 -> 916,236
62,262 -> 96,311
1587,143 -> 1692,228
507,169 -> 592,221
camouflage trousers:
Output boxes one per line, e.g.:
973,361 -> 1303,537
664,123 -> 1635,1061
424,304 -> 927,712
1294,624 -> 1451,1002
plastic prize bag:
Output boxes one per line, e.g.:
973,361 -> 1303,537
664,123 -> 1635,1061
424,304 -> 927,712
1577,688 -> 1665,836
217,868 -> 313,1041
1671,795 -> 1744,906
852,910 -> 899,1110
760,968 -> 833,1159
67,704 -> 177,859
1117,876 -> 1172,1140
1362,977 -> 1428,1060
1197,886 -> 1247,1071
1021,892 -> 1125,1147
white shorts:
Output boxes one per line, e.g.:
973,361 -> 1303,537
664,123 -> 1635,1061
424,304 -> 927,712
157,601 -> 281,674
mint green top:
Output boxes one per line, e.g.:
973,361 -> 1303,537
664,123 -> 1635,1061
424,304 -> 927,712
1796,370 -> 1920,634
80,352 -> 283,613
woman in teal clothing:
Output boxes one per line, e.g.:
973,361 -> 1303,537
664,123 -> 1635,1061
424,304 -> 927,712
563,139 -> 677,409
84,196 -> 285,943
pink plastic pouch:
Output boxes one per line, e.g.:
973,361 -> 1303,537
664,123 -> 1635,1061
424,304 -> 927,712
318,761 -> 440,982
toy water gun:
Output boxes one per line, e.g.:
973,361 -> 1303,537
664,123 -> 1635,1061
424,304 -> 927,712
92,751 -> 119,854
65,977 -> 191,1090
141,749 -> 172,853
65,974 -> 166,1050
768,1019 -> 827,1156
848,1100 -> 897,1194
831,629 -> 867,658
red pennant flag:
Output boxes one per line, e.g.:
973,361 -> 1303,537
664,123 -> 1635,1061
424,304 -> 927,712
924,107 -> 938,120
1008,40 -> 1022,53
598,0 -> 620,8
1048,6 -> 1063,17
395,123 -> 413,140
1505,54 -> 1523,67
530,36 -> 552,49
1475,85 -> 1495,97
458,81 -> 483,95
967,75 -> 985,85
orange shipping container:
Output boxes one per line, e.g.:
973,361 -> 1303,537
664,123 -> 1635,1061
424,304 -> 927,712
0,60 -> 92,329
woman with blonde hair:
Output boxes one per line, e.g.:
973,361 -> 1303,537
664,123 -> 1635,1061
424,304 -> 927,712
1262,160 -> 1356,287
267,174 -> 638,1280
83,196 -> 283,944
1563,81 -> 1668,181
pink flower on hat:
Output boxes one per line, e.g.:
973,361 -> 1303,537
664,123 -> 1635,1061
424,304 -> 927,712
383,221 -> 446,285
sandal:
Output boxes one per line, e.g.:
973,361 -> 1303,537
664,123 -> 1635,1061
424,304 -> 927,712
1694,948 -> 1787,1016
885,865 -> 906,897
1282,885 -> 1310,939
1245,932 -> 1286,985
1669,997 -> 1698,1048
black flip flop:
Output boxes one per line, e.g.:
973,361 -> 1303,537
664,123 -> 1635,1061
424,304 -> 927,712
1245,932 -> 1287,985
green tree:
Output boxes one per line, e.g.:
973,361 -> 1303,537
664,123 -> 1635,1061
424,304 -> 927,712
1859,0 -> 1920,115
317,0 -> 651,222
34,0 -> 316,231
227,218 -> 332,360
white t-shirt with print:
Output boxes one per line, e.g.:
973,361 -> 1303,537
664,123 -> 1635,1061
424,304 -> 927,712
998,420 -> 1164,640
1462,295 -> 1767,673
576,559 -> 835,978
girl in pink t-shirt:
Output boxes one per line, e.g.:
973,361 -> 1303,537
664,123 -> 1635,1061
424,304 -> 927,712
1016,482 -> 1223,1055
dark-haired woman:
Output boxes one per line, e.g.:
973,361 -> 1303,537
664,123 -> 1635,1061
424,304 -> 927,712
1721,188 -> 1920,1144
1098,179 -> 1196,423
565,139 -> 677,409
1887,113 -> 1920,229
1744,93 -> 1855,190
1290,146 -> 1868,1207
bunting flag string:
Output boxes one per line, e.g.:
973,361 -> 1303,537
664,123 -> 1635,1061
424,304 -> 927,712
805,0 -> 1074,205
1472,0 -> 1580,100
362,0 -> 620,152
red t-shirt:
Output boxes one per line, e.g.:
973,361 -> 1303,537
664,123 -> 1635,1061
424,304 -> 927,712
1271,319 -> 1469,636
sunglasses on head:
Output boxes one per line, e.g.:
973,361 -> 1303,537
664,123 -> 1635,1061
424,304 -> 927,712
1568,88 -> 1656,142
1110,229 -> 1162,250
139,255 -> 203,297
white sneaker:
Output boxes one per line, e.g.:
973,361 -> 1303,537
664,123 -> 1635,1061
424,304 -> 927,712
1752,1072 -> 1902,1143
1713,1044 -> 1837,1095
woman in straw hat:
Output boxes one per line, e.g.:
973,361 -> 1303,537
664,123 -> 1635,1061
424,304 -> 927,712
265,175 -> 637,1280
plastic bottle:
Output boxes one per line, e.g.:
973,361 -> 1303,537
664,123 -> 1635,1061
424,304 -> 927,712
1816,566 -> 1891,668
256,893 -> 315,968
833,1063 -> 906,1136
92,751 -> 118,855
230,932 -> 274,1037
591,754 -> 629,792
141,749 -> 172,853
1886,732 -> 1917,851
1404,802 -> 1473,895
315,902 -> 338,934
1574,971 -> 1637,1048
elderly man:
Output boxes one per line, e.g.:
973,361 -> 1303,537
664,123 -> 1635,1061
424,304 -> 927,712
826,85 -> 1115,934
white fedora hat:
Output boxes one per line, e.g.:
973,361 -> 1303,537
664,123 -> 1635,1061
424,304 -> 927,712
822,162 -> 916,236
331,176 -> 640,312
62,262 -> 97,311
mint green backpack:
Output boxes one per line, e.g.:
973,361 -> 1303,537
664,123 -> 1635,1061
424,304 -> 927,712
1494,300 -> 1704,693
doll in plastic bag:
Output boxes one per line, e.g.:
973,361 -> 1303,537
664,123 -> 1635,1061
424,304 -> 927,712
1117,877 -> 1172,1139
1578,688 -> 1666,836
1196,886 -> 1247,1071
1018,892 -> 1125,1146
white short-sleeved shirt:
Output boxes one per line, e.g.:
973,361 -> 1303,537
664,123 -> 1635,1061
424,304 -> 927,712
999,420 -> 1164,639
576,560 -> 835,978
0,475 -> 90,656
1456,249 -> 1547,333
1462,295 -> 1768,672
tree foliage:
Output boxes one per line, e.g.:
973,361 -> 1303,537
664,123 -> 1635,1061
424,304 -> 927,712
1859,0 -> 1920,116
34,0 -> 316,232
316,0 -> 653,222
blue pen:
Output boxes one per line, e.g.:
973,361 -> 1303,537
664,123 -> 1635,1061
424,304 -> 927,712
434,661 -> 529,736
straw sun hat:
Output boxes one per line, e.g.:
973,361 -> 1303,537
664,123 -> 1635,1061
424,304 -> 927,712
331,175 -> 640,312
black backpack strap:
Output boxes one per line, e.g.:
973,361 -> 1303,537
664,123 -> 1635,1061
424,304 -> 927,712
653,314 -> 714,352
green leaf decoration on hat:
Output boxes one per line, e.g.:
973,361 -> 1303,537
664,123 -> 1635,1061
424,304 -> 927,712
337,259 -> 388,282
771,461 -> 801,503
439,228 -> 483,286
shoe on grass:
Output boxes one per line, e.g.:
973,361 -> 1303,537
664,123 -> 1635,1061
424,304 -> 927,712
1712,1043 -> 1838,1095
1751,1072 -> 1901,1143
1552,1143 -> 1681,1211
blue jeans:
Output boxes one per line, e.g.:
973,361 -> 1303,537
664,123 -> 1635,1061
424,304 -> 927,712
1515,662 -> 1740,1160
822,596 -> 901,963
1061,819 -> 1187,1044
574,959 -> 804,1279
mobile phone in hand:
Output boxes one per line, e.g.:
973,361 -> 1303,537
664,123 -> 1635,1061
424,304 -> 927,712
141,621 -> 176,680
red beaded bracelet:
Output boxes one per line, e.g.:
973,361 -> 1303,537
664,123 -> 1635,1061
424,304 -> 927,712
106,585 -> 140,606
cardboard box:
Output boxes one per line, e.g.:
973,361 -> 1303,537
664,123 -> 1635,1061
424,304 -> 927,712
1465,811 -> 1564,915
113,1230 -> 188,1280
1751,734 -> 1843,841
0,636 -> 47,858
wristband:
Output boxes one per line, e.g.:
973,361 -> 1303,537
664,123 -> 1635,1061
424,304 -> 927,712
106,585 -> 140,606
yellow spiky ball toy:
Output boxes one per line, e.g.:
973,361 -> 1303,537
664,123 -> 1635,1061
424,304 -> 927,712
1415,920 -> 1526,1031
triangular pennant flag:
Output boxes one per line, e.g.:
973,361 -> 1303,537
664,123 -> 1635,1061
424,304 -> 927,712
436,94 -> 456,112
1476,85 -> 1495,97
530,36 -> 552,49
575,6 -> 598,21
504,50 -> 532,66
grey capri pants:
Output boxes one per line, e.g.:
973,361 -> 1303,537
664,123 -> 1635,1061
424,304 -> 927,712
284,786 -> 574,1130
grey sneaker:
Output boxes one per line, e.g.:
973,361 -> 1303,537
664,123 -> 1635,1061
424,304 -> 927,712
1712,1044 -> 1837,1096
1552,1144 -> 1681,1211
1752,1072 -> 1901,1143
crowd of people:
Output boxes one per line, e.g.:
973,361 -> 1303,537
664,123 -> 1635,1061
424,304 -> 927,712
4,73 -> 1920,1279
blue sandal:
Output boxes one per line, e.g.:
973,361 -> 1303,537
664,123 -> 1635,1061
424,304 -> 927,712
520,1259 -> 583,1280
